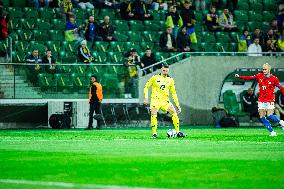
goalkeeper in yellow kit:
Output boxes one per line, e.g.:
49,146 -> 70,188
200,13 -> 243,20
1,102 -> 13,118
144,64 -> 187,138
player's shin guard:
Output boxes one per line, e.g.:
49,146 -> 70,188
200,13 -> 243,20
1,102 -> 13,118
151,114 -> 158,134
172,113 -> 180,132
260,117 -> 273,132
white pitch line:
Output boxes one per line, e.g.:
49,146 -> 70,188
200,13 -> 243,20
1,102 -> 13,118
0,179 -> 164,189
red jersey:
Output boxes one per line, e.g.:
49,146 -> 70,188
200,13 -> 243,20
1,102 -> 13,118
239,73 -> 284,102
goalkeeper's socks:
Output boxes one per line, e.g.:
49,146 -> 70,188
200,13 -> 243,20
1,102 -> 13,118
172,113 -> 180,132
151,114 -> 157,134
260,117 -> 273,132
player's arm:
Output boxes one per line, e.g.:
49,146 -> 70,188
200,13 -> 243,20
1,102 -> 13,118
235,74 -> 256,80
169,80 -> 181,113
274,77 -> 284,95
144,76 -> 155,105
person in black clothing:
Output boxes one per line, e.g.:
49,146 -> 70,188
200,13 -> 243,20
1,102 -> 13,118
180,1 -> 195,31
86,75 -> 104,130
275,91 -> 284,120
42,50 -> 57,74
120,0 -> 135,20
205,6 -> 220,32
242,88 -> 259,120
99,16 -> 116,42
26,49 -> 43,84
132,0 -> 153,20
159,27 -> 177,52
176,25 -> 191,52
141,48 -> 157,75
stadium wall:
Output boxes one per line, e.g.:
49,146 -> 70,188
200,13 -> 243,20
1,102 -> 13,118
138,56 -> 284,125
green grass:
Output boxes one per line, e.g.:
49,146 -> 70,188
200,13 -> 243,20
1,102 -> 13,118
0,127 -> 284,189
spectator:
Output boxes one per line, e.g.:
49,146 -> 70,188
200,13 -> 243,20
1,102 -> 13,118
205,6 -> 220,32
238,29 -> 251,52
124,48 -> 142,98
159,27 -> 177,52
65,15 -> 79,42
77,0 -> 94,9
120,0 -> 135,20
26,49 -> 43,84
85,16 -> 103,44
275,91 -> 284,120
165,6 -> 183,39
99,16 -> 116,42
242,88 -> 258,121
144,0 -> 154,10
29,0 -> 51,8
176,25 -> 192,52
152,0 -> 168,11
277,8 -> 284,33
271,19 -> 279,35
132,0 -> 153,20
96,0 -> 120,9
219,8 -> 237,32
277,31 -> 284,52
251,28 -> 265,47
0,11 -> 8,40
42,50 -> 57,74
195,0 -> 206,11
180,1 -> 197,43
78,40 -> 93,63
60,0 -> 73,18
263,39 -> 277,56
141,48 -> 157,75
248,37 -> 262,56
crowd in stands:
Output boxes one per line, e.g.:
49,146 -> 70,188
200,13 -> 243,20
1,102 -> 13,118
0,0 -> 283,97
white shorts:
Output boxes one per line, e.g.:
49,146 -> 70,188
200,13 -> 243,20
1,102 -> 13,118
258,102 -> 275,110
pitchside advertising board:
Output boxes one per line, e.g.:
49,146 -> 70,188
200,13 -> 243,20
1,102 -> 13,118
48,101 -> 96,129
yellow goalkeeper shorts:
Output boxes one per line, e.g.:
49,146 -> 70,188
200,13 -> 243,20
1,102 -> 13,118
150,100 -> 173,112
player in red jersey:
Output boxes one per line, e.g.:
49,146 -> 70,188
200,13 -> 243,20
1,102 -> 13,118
235,63 -> 284,136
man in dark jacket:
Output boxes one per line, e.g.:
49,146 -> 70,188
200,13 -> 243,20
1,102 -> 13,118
176,26 -> 191,52
99,16 -> 116,42
242,88 -> 258,120
141,48 -> 157,75
159,27 -> 176,52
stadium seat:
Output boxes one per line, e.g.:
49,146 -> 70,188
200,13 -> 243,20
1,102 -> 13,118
202,32 -> 216,43
92,52 -> 108,63
127,31 -> 141,42
237,2 -> 249,11
107,52 -> 124,64
39,8 -> 54,20
247,22 -> 262,32
33,30 -> 50,41
216,32 -> 231,43
8,8 -> 24,19
74,8 -> 86,20
248,11 -> 262,22
263,0 -> 277,11
51,19 -> 66,30
15,41 -> 29,53
109,41 -> 126,52
129,20 -> 144,31
94,41 -> 109,52
100,9 -> 116,19
223,90 -> 249,118
124,42 -> 141,52
261,22 -> 270,32
38,73 -> 57,90
20,19 -> 36,30
72,73 -> 90,90
37,19 -> 52,30
200,42 -> 217,52
24,7 -> 39,19
144,21 -> 160,31
56,73 -> 73,91
143,31 -> 159,42
113,20 -> 129,31
114,31 -> 128,42
249,2 -> 262,12
234,10 -> 248,22
262,11 -> 276,22
11,0 -> 26,7
12,51 -> 25,63
16,30 -> 33,41
140,42 -> 155,52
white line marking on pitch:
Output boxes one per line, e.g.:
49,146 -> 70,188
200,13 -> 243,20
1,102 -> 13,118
0,179 -> 164,189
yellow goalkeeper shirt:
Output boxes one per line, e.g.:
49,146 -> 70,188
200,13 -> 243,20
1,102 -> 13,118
144,74 -> 180,108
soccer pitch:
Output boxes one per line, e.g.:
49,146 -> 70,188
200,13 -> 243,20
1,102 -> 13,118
0,127 -> 283,189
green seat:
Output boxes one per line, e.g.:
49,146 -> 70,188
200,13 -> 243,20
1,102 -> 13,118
100,9 -> 116,19
39,8 -> 54,19
249,2 -> 263,12
92,52 -> 108,63
101,73 -> 120,98
156,52 -> 169,62
140,42 -> 155,51
234,10 -> 248,22
248,11 -> 262,22
36,19 -> 51,30
263,0 -> 277,11
38,73 -> 57,90
152,10 -> 161,21
51,19 -> 65,30
202,32 -> 216,43
46,41 -> 61,53
261,22 -> 270,32
230,32 -> 239,43
223,90 -> 249,118
237,2 -> 249,11
262,11 -> 276,22
109,41 -> 126,52
24,7 -> 39,19
56,73 -> 73,90
113,20 -> 129,31
12,51 -> 25,63
72,73 -> 89,89
143,31 -> 158,42
20,19 -> 36,30
16,30 -> 33,41
200,42 -> 217,52
129,20 -> 144,31
194,11 -> 203,22
49,30 -> 64,41
107,52 -> 124,64
127,31 -> 142,42
216,32 -> 230,43
86,8 -> 99,17
94,41 -> 109,52
74,8 -> 86,20
1,0 -> 10,6
11,0 -> 26,7
144,20 -> 160,31
15,41 -> 29,53
29,41 -> 46,56
114,32 -> 128,42
61,41 -> 76,54
8,8 -> 24,19
33,30 -> 50,41
124,42 -> 141,52
8,19 -> 21,30
247,22 -> 262,32
216,42 -> 225,52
